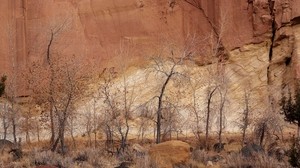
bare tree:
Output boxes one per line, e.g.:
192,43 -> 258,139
205,82 -> 218,149
27,54 -> 87,153
19,105 -> 35,143
25,17 -> 72,145
241,87 -> 251,146
83,106 -> 93,147
5,76 -> 21,143
89,95 -> 100,148
98,67 -> 136,154
3,19 -> 21,143
0,101 -> 10,140
137,99 -> 157,143
82,98 -> 99,148
24,16 -> 91,153
187,73 -> 204,144
49,56 -> 86,153
150,55 -> 191,144
46,19 -> 72,144
146,34 -> 203,144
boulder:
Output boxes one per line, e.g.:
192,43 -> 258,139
241,143 -> 264,157
149,140 -> 191,168
213,143 -> 226,153
268,146 -> 285,161
0,139 -> 22,160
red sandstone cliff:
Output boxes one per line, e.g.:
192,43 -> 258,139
0,0 -> 300,86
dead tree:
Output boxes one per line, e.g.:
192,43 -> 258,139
151,54 -> 191,144
99,68 -> 134,153
241,88 -> 251,146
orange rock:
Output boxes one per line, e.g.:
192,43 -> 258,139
149,140 -> 191,168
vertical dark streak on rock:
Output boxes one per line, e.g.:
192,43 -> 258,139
268,0 -> 276,62
267,0 -> 276,86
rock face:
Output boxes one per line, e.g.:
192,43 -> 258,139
0,0 -> 299,73
0,0 -> 300,131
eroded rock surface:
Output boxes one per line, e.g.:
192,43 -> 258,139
0,0 -> 299,74
0,0 -> 300,132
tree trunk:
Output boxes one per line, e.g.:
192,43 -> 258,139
259,123 -> 266,146
156,109 -> 161,144
51,136 -> 60,152
47,31 -> 55,145
12,118 -> 17,143
37,124 -> 40,142
205,87 -> 217,150
205,101 -> 210,149
26,130 -> 30,143
94,132 -> 97,148
3,127 -> 7,140
25,115 -> 31,143
3,117 -> 8,140
60,125 -> 65,154
219,105 -> 223,144
49,104 -> 55,144
70,124 -> 76,148
156,72 -> 173,144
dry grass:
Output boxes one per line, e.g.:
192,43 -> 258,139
223,152 -> 290,168
0,135 -> 296,168
0,140 -> 119,168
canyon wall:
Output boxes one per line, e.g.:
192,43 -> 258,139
1,0 -> 298,72
0,0 -> 300,136
0,0 -> 299,109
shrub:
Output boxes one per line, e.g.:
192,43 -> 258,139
0,75 -> 7,97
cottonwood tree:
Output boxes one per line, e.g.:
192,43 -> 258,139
160,91 -> 185,141
187,71 -> 207,144
50,56 -> 86,153
85,96 -> 101,148
19,105 -> 35,143
204,71 -> 218,149
202,33 -> 228,150
83,105 -> 94,147
150,51 -> 193,143
66,104 -> 78,148
241,88 -> 251,146
53,57 -> 85,153
2,19 -> 23,143
216,66 -> 228,147
203,61 -> 228,150
147,34 -> 203,144
137,99 -> 157,143
25,16 -> 90,153
0,101 -> 10,140
27,54 -> 86,153
82,97 -> 100,148
99,67 -> 135,153
5,74 -> 22,143
26,17 -> 72,144
185,3 -> 229,148
188,80 -> 202,143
